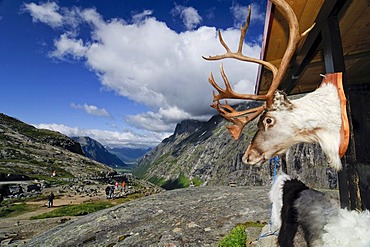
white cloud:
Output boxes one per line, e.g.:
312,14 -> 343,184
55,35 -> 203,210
171,5 -> 202,30
26,2 -> 263,146
230,3 -> 265,28
80,8 -> 105,28
132,10 -> 153,23
24,2 -> 63,28
34,123 -> 170,149
71,103 -> 111,117
51,34 -> 87,59
125,106 -> 210,132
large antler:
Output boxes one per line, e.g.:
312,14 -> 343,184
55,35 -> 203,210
203,0 -> 315,140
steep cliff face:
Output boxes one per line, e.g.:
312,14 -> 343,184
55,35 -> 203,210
135,102 -> 337,189
135,105 -> 271,187
72,136 -> 127,168
286,143 -> 337,189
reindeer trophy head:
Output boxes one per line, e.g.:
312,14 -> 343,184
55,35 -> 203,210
203,0 -> 348,171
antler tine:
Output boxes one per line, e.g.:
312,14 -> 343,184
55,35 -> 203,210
217,29 -> 232,54
211,101 -> 265,140
212,100 -> 265,119
208,63 -> 267,139
202,6 -> 278,77
226,105 -> 264,140
238,5 -> 251,54
208,63 -> 268,102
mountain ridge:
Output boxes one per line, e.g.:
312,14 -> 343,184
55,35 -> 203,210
0,113 -> 112,180
71,136 -> 127,169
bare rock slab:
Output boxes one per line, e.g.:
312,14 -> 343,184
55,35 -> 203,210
25,186 -> 270,247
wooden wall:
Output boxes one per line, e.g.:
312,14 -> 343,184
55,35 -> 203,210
348,83 -> 370,209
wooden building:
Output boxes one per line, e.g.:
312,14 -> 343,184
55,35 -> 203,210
257,0 -> 370,210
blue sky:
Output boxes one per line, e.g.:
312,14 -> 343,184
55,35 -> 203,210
0,0 -> 266,149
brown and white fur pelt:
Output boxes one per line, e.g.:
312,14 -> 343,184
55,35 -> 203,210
270,173 -> 370,247
244,82 -> 343,170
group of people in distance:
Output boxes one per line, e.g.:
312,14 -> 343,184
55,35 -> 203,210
105,181 -> 126,199
44,181 -> 126,208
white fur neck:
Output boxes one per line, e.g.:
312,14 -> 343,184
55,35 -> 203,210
289,83 -> 342,170
269,172 -> 292,231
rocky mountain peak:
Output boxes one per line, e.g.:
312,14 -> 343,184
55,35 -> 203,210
174,119 -> 204,136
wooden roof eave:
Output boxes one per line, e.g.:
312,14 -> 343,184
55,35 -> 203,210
256,0 -> 348,95
255,0 -> 274,95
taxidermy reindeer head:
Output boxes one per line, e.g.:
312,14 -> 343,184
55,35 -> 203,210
203,0 -> 349,171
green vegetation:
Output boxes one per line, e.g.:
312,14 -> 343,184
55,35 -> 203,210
161,173 -> 203,190
148,175 -> 167,186
0,202 -> 38,218
170,172 -> 191,188
132,163 -> 151,178
0,194 -> 50,218
134,152 -> 177,179
191,177 -> 204,186
28,192 -> 145,220
148,173 -> 204,189
219,224 -> 247,247
152,173 -> 189,189
218,221 -> 266,247
30,201 -> 113,220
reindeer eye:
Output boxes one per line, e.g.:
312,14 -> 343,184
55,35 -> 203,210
264,117 -> 274,126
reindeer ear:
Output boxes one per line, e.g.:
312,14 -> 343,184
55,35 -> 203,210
271,90 -> 293,110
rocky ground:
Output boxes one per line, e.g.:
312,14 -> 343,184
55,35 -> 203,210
1,182 -> 340,247
21,186 -> 271,247
0,182 -> 150,246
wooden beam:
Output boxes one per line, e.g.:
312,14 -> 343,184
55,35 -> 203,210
322,14 -> 362,210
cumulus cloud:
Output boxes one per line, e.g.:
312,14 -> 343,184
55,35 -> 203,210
125,106 -> 211,132
35,123 -> 168,148
71,103 -> 111,117
230,2 -> 265,28
50,34 -> 87,59
25,2 -> 263,147
171,5 -> 202,30
24,2 -> 63,28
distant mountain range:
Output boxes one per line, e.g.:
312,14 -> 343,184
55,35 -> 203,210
70,137 -> 152,169
71,136 -> 127,169
108,147 -> 152,165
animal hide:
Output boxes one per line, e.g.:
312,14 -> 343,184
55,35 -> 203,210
270,173 -> 370,247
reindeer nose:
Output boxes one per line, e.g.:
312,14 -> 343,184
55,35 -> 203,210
243,148 -> 261,165
242,154 -> 250,164
242,152 -> 252,164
